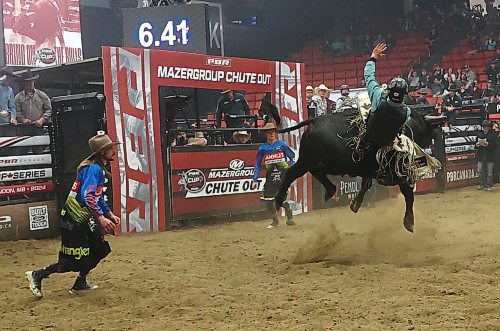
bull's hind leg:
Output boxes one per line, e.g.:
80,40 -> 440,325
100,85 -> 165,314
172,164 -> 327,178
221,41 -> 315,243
310,169 -> 337,201
350,177 -> 372,213
274,159 -> 309,211
398,181 -> 415,233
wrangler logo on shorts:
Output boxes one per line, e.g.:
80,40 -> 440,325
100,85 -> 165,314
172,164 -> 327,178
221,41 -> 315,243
61,245 -> 90,260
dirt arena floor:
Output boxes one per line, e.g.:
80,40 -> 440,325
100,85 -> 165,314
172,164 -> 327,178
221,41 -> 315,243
0,187 -> 499,331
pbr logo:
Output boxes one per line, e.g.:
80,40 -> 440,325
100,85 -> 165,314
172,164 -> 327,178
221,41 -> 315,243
35,48 -> 56,65
178,169 -> 206,193
29,206 -> 49,231
206,58 -> 231,67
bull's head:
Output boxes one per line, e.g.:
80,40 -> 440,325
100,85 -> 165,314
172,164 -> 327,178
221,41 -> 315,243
404,111 -> 446,148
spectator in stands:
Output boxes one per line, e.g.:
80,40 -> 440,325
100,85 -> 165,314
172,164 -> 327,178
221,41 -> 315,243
0,66 -> 17,156
426,26 -> 439,55
432,64 -> 444,83
404,91 -> 417,105
232,130 -> 251,144
458,83 -> 472,99
442,83 -> 462,126
186,132 -> 207,146
482,80 -> 497,100
336,85 -> 355,110
431,77 -> 445,96
372,34 -> 385,47
444,68 -> 457,82
484,35 -> 497,51
485,59 -> 497,84
305,85 -> 317,119
216,90 -> 251,143
463,64 -> 477,89
15,70 -> 52,154
312,84 -> 335,117
385,33 -> 394,49
407,69 -> 420,91
471,81 -> 483,99
476,120 -> 498,191
416,88 -> 430,105
419,68 -> 432,88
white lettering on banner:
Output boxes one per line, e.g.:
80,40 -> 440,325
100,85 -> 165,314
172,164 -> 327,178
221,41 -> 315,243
445,144 -> 475,154
157,66 -> 271,85
113,48 -> 158,233
186,178 -> 265,198
339,180 -> 361,196
0,168 -> 52,182
446,169 -> 478,182
207,167 -> 254,179
206,58 -> 231,67
445,136 -> 477,146
0,154 -> 51,167
442,125 -> 481,133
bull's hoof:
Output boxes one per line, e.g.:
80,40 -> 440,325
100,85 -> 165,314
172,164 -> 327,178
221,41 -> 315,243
403,215 -> 414,233
350,200 -> 360,213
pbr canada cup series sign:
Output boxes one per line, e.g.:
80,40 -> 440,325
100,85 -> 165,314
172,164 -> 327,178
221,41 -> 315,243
2,0 -> 83,66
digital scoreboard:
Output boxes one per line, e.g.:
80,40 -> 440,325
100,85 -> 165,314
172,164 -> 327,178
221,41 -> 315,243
123,3 -> 224,55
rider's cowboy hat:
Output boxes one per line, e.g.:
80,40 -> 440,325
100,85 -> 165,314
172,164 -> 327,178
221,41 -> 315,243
232,130 -> 251,140
19,69 -> 40,81
86,133 -> 120,160
258,122 -> 277,135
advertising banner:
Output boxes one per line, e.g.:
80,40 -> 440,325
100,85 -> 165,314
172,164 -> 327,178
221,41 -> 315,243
170,146 -> 266,220
102,47 -> 310,232
3,0 -> 82,66
0,154 -> 51,167
445,162 -> 479,189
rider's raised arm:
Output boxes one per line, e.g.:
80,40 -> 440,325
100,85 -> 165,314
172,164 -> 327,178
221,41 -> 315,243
365,43 -> 388,114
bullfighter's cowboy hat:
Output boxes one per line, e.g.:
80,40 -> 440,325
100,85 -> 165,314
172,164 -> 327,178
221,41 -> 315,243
87,133 -> 120,160
19,69 -> 40,81
258,122 -> 277,135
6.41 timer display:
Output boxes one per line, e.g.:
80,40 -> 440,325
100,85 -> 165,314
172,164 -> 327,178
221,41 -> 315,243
137,19 -> 191,48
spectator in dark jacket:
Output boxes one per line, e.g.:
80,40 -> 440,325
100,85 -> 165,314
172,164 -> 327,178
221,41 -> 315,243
419,68 -> 432,88
476,120 -> 498,191
442,83 -> 462,126
485,60 -> 497,84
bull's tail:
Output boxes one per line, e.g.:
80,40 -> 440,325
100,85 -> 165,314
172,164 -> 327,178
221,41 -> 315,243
277,118 -> 315,133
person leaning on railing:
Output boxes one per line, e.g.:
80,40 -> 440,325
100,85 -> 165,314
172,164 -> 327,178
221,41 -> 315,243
15,70 -> 52,154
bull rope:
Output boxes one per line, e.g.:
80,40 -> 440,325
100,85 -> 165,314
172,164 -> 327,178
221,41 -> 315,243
336,111 -> 368,162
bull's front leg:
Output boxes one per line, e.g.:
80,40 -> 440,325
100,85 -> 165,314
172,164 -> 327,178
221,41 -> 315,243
350,177 -> 372,213
398,181 -> 415,233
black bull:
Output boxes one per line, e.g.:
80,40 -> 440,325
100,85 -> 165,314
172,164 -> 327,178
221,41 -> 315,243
273,109 -> 445,233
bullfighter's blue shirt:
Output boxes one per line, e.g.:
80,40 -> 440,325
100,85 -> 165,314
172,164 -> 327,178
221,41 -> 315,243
252,140 -> 295,182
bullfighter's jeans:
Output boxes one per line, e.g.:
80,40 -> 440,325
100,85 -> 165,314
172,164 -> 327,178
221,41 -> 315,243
477,161 -> 494,188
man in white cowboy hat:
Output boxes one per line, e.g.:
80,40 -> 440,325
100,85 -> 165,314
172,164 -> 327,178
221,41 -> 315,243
312,83 -> 335,117
0,66 -> 18,155
232,130 -> 251,144
251,123 -> 295,228
26,133 -> 121,298
15,69 -> 52,153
